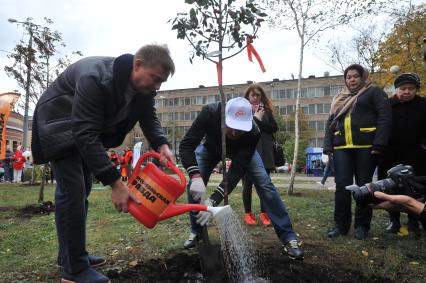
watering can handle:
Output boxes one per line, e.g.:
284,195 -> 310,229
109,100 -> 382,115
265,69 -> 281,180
130,151 -> 186,190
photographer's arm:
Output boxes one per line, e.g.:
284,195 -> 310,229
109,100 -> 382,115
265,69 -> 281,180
373,192 -> 425,215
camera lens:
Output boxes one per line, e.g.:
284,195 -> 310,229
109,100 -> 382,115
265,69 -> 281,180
345,178 -> 396,205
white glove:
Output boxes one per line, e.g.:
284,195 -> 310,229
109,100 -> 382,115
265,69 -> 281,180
190,177 -> 206,202
196,198 -> 213,226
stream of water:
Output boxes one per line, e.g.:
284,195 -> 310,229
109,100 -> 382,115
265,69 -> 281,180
215,206 -> 270,283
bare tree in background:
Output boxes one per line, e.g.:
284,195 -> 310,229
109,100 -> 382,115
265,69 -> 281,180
263,0 -> 392,194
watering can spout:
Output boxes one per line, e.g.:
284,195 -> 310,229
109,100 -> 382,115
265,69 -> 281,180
158,204 -> 231,221
158,203 -> 207,221
207,205 -> 231,217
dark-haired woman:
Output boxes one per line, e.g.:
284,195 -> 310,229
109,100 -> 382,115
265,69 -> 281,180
242,84 -> 278,226
323,64 -> 391,240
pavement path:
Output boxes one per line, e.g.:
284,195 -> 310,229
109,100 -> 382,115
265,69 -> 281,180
205,173 -> 336,191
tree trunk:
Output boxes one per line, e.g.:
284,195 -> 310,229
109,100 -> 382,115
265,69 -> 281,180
218,0 -> 228,205
38,164 -> 47,203
288,36 -> 305,194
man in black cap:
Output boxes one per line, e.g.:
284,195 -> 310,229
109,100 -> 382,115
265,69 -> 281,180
377,72 -> 426,235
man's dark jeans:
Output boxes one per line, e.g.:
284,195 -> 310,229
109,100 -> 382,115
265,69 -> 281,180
333,148 -> 377,231
3,163 -> 12,182
51,153 -> 93,274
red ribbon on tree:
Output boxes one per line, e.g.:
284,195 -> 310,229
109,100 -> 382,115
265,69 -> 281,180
216,62 -> 222,86
246,35 -> 266,73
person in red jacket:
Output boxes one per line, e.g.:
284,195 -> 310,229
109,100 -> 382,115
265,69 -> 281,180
12,145 -> 25,183
123,146 -> 133,179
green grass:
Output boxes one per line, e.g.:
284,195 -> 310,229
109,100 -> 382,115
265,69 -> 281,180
0,182 -> 425,282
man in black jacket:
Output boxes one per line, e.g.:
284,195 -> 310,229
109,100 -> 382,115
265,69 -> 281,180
31,44 -> 175,283
179,97 -> 303,260
377,73 -> 426,234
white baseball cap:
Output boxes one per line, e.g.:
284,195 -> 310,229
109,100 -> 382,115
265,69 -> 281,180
225,97 -> 253,131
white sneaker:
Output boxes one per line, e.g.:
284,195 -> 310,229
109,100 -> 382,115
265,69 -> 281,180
183,232 -> 199,249
316,181 -> 324,186
327,185 -> 336,191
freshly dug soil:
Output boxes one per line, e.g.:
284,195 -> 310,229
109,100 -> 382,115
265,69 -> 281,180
107,248 -> 388,283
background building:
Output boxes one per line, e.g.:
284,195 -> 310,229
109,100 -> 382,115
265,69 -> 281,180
5,111 -> 24,151
124,74 -> 345,155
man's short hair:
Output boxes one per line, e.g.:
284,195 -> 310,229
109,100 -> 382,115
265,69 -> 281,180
135,44 -> 175,76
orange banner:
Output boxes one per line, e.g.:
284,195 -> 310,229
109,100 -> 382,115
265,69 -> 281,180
0,92 -> 20,159
246,36 -> 266,73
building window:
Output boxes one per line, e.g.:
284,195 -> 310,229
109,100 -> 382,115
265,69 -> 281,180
324,103 -> 331,113
324,86 -> 331,96
309,104 -> 316,115
279,106 -> 287,116
316,104 -> 324,114
317,120 -> 325,131
315,87 -> 324,97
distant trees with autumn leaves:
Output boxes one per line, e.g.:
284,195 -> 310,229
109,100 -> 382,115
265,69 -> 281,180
375,4 -> 426,93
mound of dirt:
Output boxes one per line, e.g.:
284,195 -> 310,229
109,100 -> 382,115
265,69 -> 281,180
107,250 -> 388,283
17,201 -> 55,218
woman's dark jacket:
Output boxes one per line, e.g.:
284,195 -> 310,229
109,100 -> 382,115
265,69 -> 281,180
323,86 -> 392,153
253,112 -> 278,170
378,95 -> 426,177
31,55 -> 168,185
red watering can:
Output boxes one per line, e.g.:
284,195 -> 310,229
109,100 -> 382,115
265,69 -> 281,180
127,152 -> 226,228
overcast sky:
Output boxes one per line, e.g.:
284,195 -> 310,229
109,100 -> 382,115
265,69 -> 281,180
1,0 -> 345,98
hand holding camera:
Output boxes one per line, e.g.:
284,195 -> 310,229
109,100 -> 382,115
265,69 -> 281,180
372,192 -> 425,215
345,164 -> 426,205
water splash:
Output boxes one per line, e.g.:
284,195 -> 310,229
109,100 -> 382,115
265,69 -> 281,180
214,207 -> 269,283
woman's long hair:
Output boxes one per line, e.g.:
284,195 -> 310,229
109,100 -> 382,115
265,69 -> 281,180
244,83 -> 273,113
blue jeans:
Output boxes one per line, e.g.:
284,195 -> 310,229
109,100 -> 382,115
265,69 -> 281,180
3,163 -> 12,182
51,152 -> 93,274
333,148 -> 377,230
187,145 -> 297,243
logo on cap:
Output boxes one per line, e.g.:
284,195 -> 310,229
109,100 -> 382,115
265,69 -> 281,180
235,110 -> 246,118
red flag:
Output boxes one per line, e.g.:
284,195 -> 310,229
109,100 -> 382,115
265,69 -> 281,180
0,92 -> 20,159
246,36 -> 266,73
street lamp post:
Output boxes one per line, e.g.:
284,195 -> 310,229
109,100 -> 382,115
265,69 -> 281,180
8,18 -> 38,149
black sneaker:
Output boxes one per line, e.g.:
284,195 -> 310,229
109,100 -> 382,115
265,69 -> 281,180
57,255 -> 106,268
385,221 -> 401,234
354,227 -> 368,240
408,221 -> 421,237
61,267 -> 110,283
327,227 -> 348,238
183,232 -> 199,249
283,240 -> 304,260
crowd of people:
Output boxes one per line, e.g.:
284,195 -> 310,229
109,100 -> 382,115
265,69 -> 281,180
0,145 -> 30,183
29,43 -> 425,283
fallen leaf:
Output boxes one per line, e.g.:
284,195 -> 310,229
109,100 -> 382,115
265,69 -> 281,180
361,250 -> 369,256
111,249 -> 119,256
397,227 -> 409,237
409,261 -> 419,265
129,260 -> 138,267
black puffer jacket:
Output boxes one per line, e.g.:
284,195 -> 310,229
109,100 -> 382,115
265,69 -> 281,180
31,54 -> 168,185
323,86 -> 391,153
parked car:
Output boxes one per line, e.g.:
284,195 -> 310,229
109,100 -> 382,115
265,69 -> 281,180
275,163 -> 289,173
